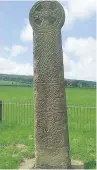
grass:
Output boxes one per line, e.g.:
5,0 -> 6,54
0,123 -> 34,169
0,86 -> 96,106
0,86 -> 96,169
0,86 -> 34,101
66,88 -> 96,106
0,122 -> 96,169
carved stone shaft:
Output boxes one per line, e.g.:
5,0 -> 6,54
29,1 -> 71,168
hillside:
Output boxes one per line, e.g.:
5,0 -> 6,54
0,73 -> 96,88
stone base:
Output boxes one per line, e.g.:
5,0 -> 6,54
19,157 -> 84,169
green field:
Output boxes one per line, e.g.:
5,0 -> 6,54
0,86 -> 96,169
0,86 -> 96,106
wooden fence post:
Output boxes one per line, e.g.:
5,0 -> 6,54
0,101 -> 2,121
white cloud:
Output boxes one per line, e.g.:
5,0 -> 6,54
4,47 -> 11,52
10,45 -> 27,57
20,0 -> 96,40
63,52 -> 71,72
0,44 -> 32,75
63,37 -> 96,81
0,37 -> 96,81
0,57 -> 33,75
63,0 -> 96,28
20,20 -> 33,42
64,37 -> 96,61
68,0 -> 96,19
3,45 -> 27,57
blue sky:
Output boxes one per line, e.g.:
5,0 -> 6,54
0,0 -> 96,81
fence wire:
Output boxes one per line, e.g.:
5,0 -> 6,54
0,101 -> 96,131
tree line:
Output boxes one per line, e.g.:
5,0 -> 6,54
0,74 -> 96,88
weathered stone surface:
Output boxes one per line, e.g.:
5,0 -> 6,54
29,0 -> 71,169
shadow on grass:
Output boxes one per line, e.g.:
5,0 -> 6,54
84,161 -> 96,169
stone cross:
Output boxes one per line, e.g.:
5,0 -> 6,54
29,0 -> 71,169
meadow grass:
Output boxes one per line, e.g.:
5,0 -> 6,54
0,86 -> 96,106
0,122 -> 96,169
0,86 -> 96,169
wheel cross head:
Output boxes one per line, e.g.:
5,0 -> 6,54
29,1 -> 65,32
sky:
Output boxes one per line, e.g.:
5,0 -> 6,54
0,0 -> 96,81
